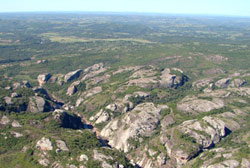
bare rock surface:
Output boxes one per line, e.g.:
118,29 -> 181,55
85,86 -> 102,98
82,63 -> 107,81
11,120 -> 22,127
56,140 -> 69,151
37,73 -> 51,86
101,102 -> 161,152
66,81 -> 81,96
36,137 -> 53,151
0,115 -> 10,125
215,78 -> 231,88
64,69 -> 82,83
177,96 -> 224,114
29,96 -> 46,113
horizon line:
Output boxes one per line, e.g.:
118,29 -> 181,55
0,11 -> 249,18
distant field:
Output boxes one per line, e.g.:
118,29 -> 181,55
41,33 -> 154,44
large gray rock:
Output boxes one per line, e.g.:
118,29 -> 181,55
215,78 -> 231,88
56,140 -> 69,151
64,69 -> 82,83
93,110 -> 110,124
241,158 -> 250,168
205,160 -> 239,168
161,115 -> 175,128
85,86 -> 102,98
0,116 -> 10,125
101,102 -> 161,152
37,73 -> 51,86
12,120 -> 22,127
4,96 -> 13,105
159,68 -> 187,88
229,78 -> 246,87
177,96 -> 224,114
28,96 -> 46,113
82,63 -> 107,81
66,81 -> 81,96
36,137 -> 53,151
178,116 -> 228,148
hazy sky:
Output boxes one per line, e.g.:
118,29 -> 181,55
0,0 -> 250,17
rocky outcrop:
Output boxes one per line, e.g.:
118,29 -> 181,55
101,102 -> 161,152
161,115 -> 175,128
160,68 -> 188,88
28,96 -> 46,113
0,115 -> 10,125
161,116 -> 230,166
52,109 -> 83,129
82,63 -> 107,81
37,73 -> 51,86
177,96 -> 224,114
241,158 -> 250,168
56,140 -> 69,151
229,78 -> 246,87
85,86 -> 102,98
215,78 -> 231,88
202,160 -> 239,168
178,116 -> 228,148
66,81 -> 81,96
90,109 -> 110,124
4,96 -> 13,105
11,120 -> 22,127
192,79 -> 212,89
36,137 -> 53,151
64,69 -> 82,83
79,154 -> 88,162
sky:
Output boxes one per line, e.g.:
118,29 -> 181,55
0,0 -> 250,17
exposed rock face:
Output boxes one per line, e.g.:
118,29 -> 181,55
79,154 -> 88,162
215,78 -> 231,88
90,109 -> 110,124
105,104 -> 117,112
4,96 -> 13,105
157,153 -> 167,166
82,63 -> 107,81
29,96 -> 46,113
85,86 -> 102,98
101,103 -> 161,152
177,96 -> 224,114
161,115 -> 175,128
10,131 -> 23,138
52,109 -> 83,129
11,120 -> 22,127
66,81 -> 81,96
241,158 -> 250,168
128,77 -> 158,88
178,116 -> 228,148
64,69 -> 82,83
38,158 -> 50,167
229,78 -> 246,87
11,92 -> 19,98
193,79 -> 212,88
36,137 -> 53,151
56,140 -> 69,151
37,73 -> 51,86
161,116 -> 230,166
22,80 -> 32,88
0,116 -> 10,125
160,68 -> 187,88
203,160 -> 239,168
